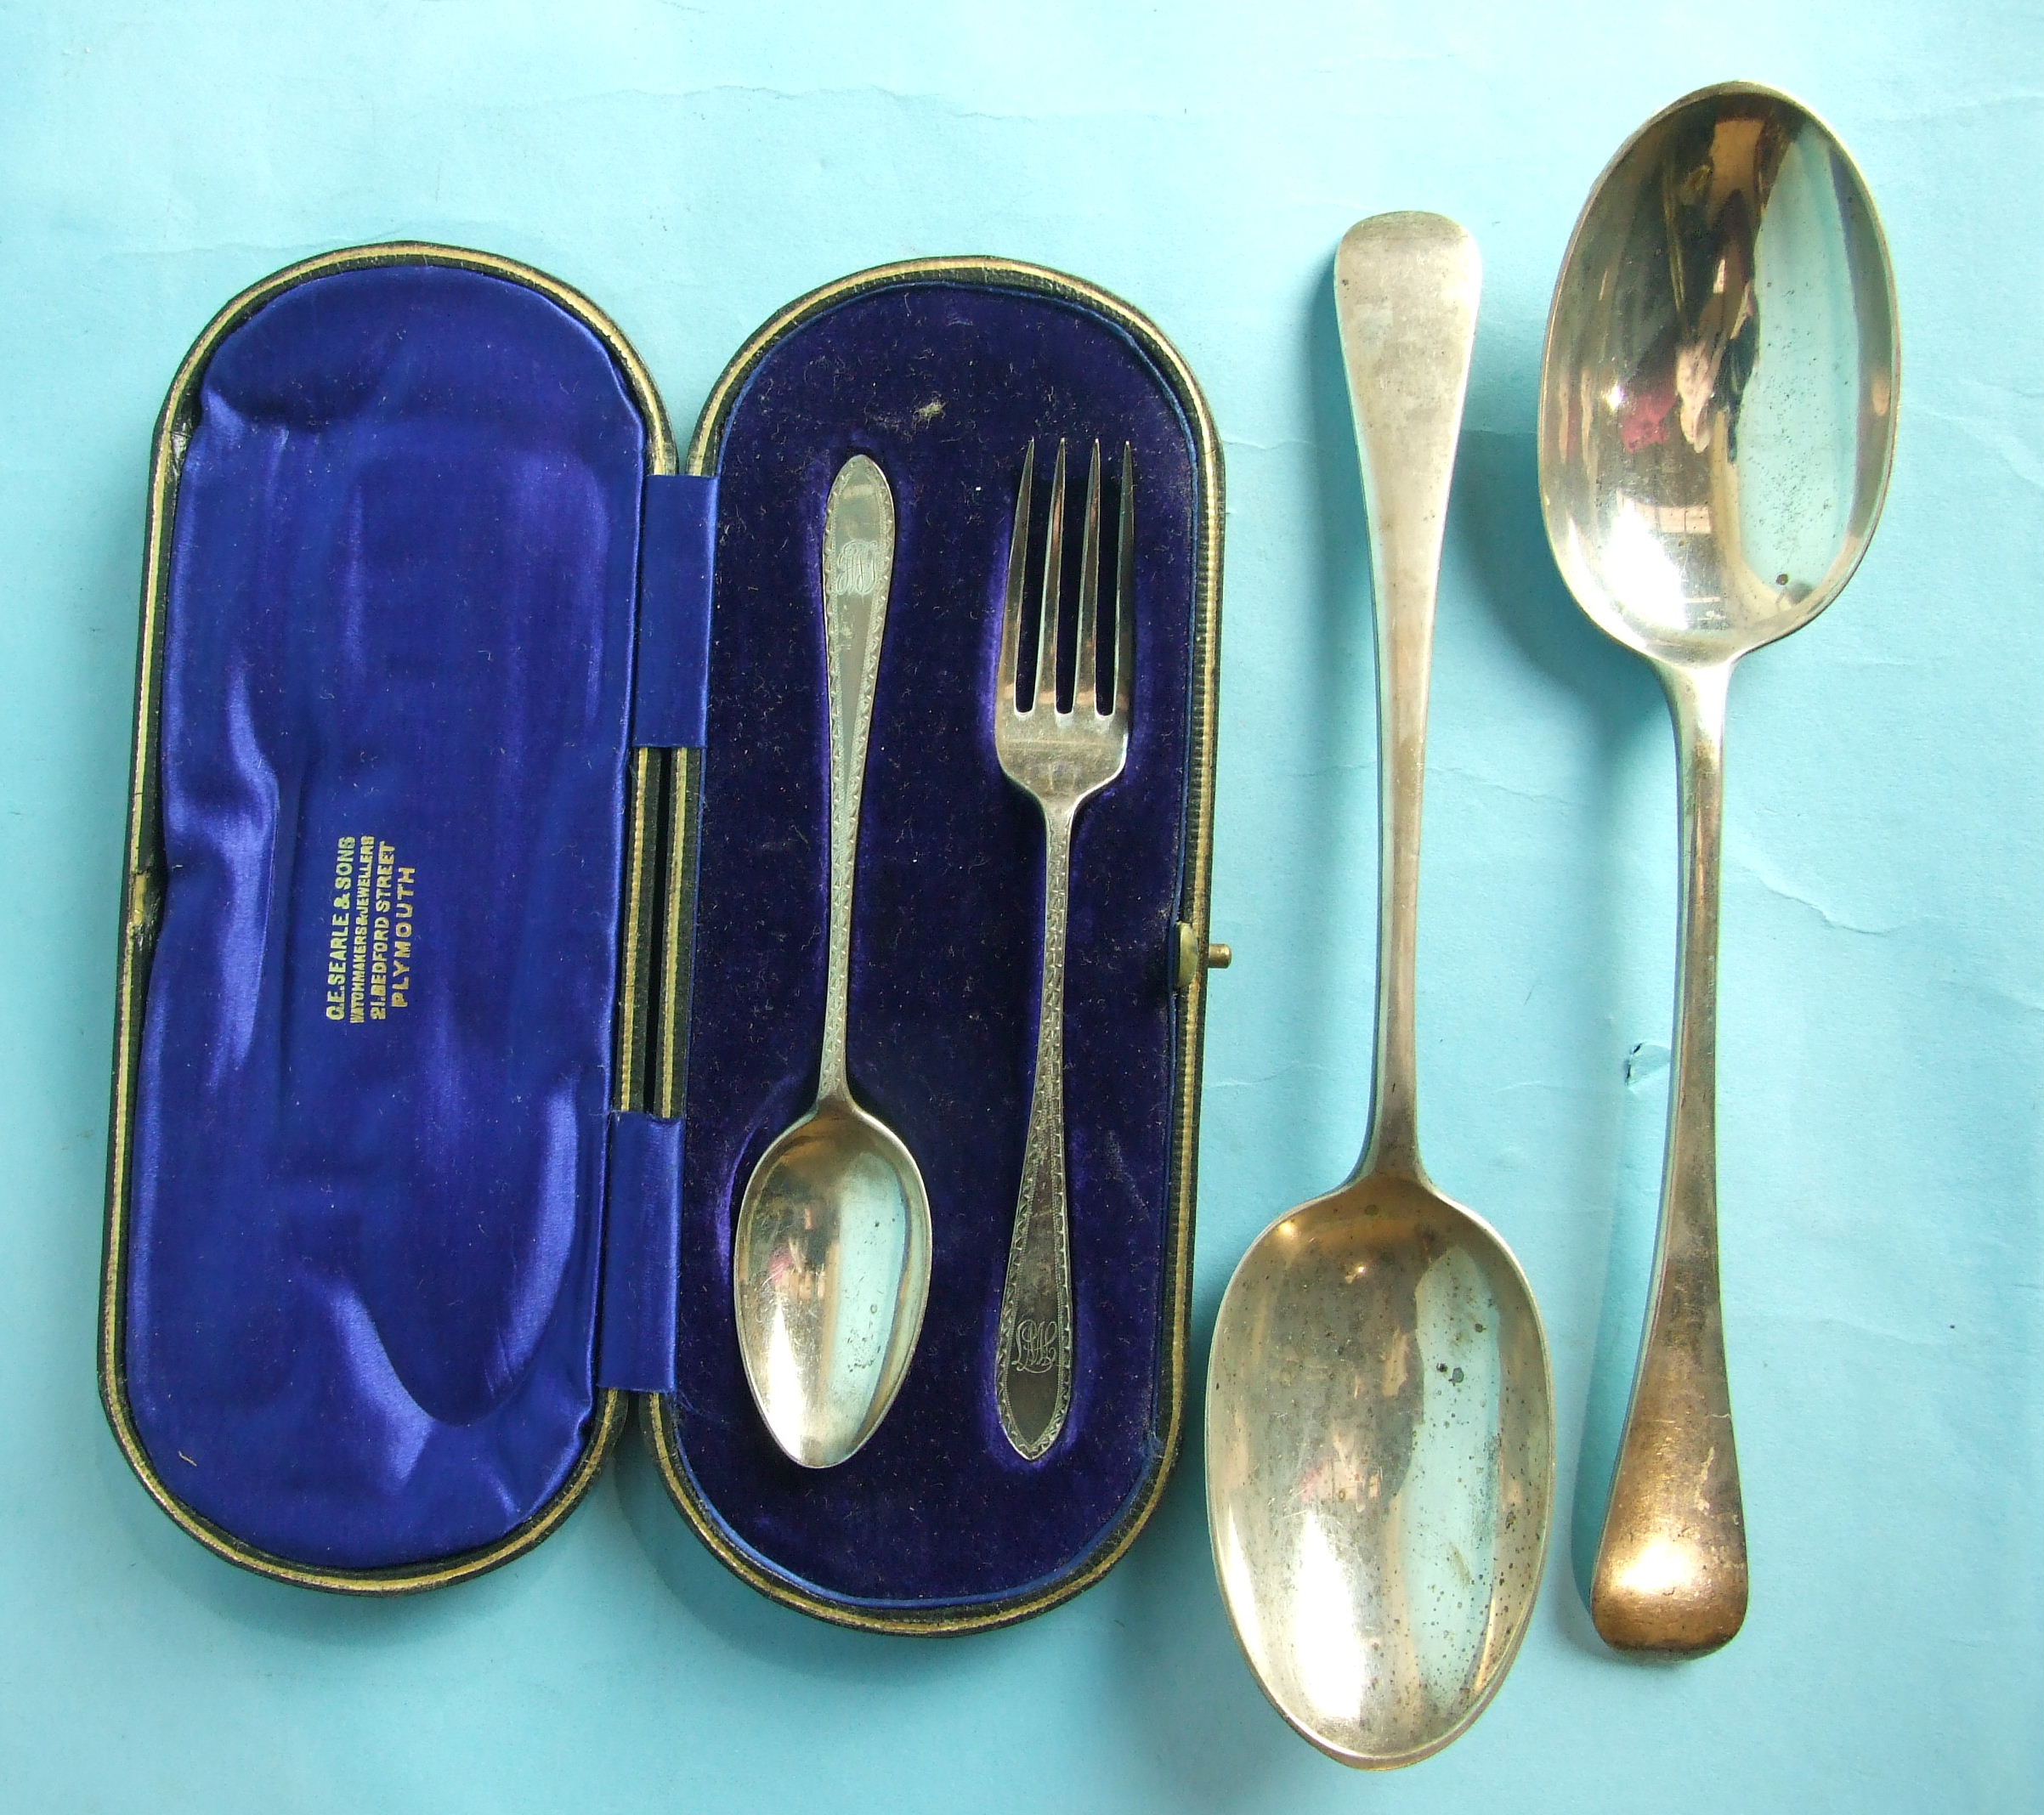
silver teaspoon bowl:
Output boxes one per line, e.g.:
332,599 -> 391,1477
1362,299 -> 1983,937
1540,84 -> 1898,1653
734,1097 -> 931,1468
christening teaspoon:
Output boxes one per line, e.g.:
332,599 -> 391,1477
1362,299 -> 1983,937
733,455 -> 932,1469
1207,214 -> 1554,1769
1540,83 -> 1899,1654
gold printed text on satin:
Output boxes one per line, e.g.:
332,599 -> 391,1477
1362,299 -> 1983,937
326,834 -> 416,1022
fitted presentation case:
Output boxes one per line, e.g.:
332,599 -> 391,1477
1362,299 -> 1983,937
99,243 -> 1223,1632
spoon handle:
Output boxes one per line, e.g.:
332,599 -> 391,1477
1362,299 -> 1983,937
1594,660 -> 1747,1654
1333,213 -> 1481,1182
817,455 -> 896,1105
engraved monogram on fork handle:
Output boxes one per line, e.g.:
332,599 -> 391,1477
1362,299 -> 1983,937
994,439 -> 1134,1461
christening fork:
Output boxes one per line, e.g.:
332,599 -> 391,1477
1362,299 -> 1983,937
993,438 -> 1135,1462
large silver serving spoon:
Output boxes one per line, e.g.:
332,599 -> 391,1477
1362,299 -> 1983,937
1207,213 -> 1554,1770
1539,84 -> 1898,1654
733,455 -> 932,1469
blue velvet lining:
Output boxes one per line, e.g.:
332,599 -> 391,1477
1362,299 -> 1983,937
667,281 -> 1198,1606
126,265 -> 646,1570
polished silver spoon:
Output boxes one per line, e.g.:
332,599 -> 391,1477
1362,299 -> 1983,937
1539,83 -> 1899,1654
1207,213 -> 1554,1770
733,455 -> 931,1469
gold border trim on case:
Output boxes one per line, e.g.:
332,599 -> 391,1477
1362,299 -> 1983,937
648,255 -> 1225,1635
100,241 -> 670,1594
651,745 -> 700,1119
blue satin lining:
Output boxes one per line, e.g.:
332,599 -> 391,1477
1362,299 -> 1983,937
126,265 -> 645,1570
631,475 -> 717,748
597,1117 -> 684,1393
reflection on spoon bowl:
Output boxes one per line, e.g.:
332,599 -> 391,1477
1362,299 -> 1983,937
733,1099 -> 931,1470
1542,82 -> 1899,671
1208,1174 -> 1551,1768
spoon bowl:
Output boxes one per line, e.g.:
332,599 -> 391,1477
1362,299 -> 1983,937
1541,82 -> 1899,665
734,1097 -> 931,1469
1209,1173 -> 1551,1767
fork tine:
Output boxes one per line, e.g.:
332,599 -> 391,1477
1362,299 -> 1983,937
1113,443 -> 1135,720
1074,441 -> 1103,713
1001,442 -> 1034,711
1036,440 -> 1067,710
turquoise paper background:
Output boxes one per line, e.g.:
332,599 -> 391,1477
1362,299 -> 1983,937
3,2 -> 2037,1807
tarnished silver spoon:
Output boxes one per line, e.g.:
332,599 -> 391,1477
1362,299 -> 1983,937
1540,83 -> 1898,1654
733,455 -> 931,1469
1207,213 -> 1554,1770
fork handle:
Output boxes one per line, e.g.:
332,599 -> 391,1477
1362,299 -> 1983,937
997,802 -> 1076,1461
